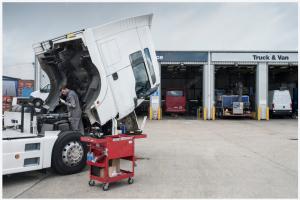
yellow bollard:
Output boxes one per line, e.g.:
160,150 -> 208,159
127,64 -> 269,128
211,106 -> 216,120
203,107 -> 207,121
157,106 -> 162,120
160,107 -> 162,120
257,107 -> 261,121
266,107 -> 269,121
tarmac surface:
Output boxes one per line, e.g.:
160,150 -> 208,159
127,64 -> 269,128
2,119 -> 298,198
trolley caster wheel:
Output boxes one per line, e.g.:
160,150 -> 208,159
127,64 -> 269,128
128,178 -> 134,184
103,183 -> 109,191
89,180 -> 95,186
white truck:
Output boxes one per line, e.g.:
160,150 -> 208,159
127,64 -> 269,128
3,14 -> 160,175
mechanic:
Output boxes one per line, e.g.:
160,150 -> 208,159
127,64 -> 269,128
60,85 -> 84,133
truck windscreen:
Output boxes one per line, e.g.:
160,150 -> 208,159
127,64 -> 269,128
129,51 -> 151,98
167,91 -> 184,97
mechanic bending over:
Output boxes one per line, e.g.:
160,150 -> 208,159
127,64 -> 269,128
60,85 -> 84,133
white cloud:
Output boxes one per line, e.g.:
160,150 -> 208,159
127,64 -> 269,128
152,3 -> 297,51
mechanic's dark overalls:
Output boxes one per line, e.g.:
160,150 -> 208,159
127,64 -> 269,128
66,90 -> 83,132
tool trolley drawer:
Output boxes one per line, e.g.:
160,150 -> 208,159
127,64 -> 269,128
106,137 -> 134,159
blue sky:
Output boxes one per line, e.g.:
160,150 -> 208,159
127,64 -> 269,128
3,2 -> 298,79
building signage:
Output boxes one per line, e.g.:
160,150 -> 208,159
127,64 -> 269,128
252,54 -> 289,61
156,51 -> 208,62
212,52 -> 297,62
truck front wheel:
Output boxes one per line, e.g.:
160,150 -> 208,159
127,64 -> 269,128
51,131 -> 87,174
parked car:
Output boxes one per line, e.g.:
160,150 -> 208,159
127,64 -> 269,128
268,89 -> 292,116
165,89 -> 186,113
30,84 -> 50,108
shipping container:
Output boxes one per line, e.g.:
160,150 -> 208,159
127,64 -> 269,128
3,79 -> 18,96
2,96 -> 13,112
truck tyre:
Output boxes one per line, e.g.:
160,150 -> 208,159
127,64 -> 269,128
51,131 -> 87,175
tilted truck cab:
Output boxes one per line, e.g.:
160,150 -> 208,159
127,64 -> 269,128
3,14 -> 160,175
33,13 -> 160,128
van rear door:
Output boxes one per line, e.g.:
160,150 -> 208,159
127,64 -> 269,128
274,90 -> 292,111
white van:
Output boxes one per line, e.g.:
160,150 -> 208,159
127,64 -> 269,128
30,84 -> 50,108
268,90 -> 292,116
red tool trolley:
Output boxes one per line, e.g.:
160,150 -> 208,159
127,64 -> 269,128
81,134 -> 146,191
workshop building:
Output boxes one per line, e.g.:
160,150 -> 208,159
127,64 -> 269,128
149,51 -> 298,120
